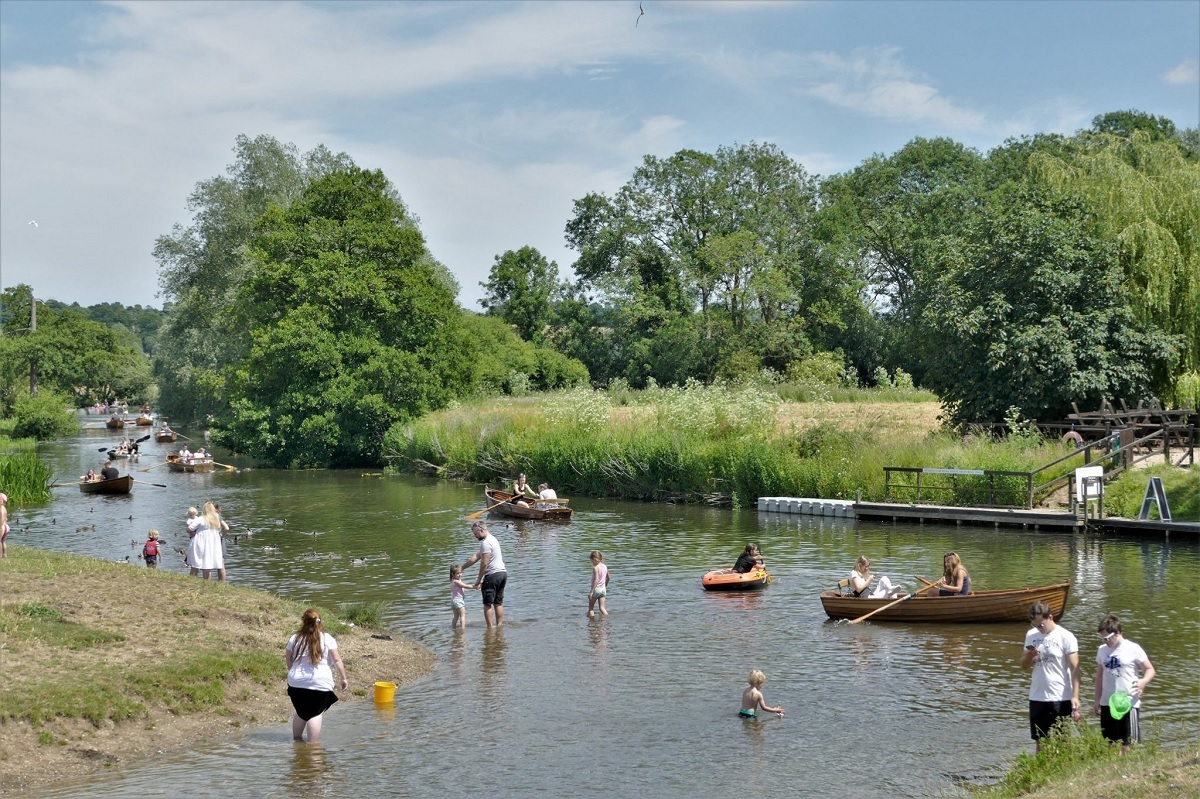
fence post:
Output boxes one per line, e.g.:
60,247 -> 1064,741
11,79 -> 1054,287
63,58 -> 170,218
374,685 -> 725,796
916,470 -> 923,502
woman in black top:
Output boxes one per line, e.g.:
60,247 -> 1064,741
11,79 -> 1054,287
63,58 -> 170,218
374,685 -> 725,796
732,543 -> 763,573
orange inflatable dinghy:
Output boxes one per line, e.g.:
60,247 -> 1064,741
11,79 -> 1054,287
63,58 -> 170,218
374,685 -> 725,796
701,567 -> 771,591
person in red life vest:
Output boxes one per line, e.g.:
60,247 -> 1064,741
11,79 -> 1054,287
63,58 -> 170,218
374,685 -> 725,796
142,529 -> 161,568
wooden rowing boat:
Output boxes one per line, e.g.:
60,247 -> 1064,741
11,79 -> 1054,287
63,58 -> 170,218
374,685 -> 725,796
165,453 -> 216,473
155,429 -> 177,443
106,418 -> 125,429
483,487 -> 573,521
136,415 -> 154,426
702,567 -> 771,591
819,582 -> 1070,623
79,475 -> 133,495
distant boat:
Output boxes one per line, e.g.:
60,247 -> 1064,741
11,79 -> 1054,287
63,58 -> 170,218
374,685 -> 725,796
135,415 -> 154,426
166,453 -> 215,473
106,417 -> 125,429
483,487 -> 573,521
819,582 -> 1071,623
155,428 -> 178,443
79,475 -> 133,495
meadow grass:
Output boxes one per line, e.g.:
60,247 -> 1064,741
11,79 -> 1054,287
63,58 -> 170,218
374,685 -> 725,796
1103,465 -> 1199,520
386,386 -> 1083,507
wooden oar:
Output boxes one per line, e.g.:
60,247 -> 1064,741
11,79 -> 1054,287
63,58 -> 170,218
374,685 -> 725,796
467,495 -> 510,521
140,461 -> 169,472
51,481 -> 85,488
132,479 -> 167,488
175,433 -> 193,442
915,576 -> 938,588
847,583 -> 938,625
211,461 -> 238,471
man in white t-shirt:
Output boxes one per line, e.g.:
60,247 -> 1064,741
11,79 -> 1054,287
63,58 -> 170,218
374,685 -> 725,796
1021,601 -> 1080,751
462,521 -> 508,627
1093,613 -> 1156,748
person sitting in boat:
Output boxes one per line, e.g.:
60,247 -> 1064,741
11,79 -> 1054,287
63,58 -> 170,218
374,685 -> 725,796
179,445 -> 192,462
194,447 -> 208,460
849,555 -> 904,598
937,551 -> 971,596
100,460 -> 119,481
82,469 -> 98,483
510,473 -> 538,507
732,543 -> 763,573
536,482 -> 559,510
159,423 -> 173,435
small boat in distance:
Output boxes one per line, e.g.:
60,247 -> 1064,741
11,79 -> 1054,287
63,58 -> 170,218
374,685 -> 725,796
79,474 -> 133,495
155,426 -> 177,443
165,453 -> 216,473
483,487 -> 573,521
136,415 -> 154,426
105,416 -> 124,429
701,567 -> 772,591
819,582 -> 1070,623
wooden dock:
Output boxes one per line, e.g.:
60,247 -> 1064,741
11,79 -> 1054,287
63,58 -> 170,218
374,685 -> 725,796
853,502 -> 1084,531
1092,518 -> 1199,538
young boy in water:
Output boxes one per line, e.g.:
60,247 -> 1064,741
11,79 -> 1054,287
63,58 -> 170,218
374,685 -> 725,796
740,669 -> 784,718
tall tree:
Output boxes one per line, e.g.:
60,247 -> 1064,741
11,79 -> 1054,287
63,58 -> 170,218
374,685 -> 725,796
219,168 -> 472,468
1033,127 -> 1200,398
480,246 -> 561,342
153,134 -> 354,422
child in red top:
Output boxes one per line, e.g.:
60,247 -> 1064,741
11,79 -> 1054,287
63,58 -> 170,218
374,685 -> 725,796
142,530 -> 161,568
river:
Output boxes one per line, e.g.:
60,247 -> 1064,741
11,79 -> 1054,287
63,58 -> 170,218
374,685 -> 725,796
11,421 -> 1200,798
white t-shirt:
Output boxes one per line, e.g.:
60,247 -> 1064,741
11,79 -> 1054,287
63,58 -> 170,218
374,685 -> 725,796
1024,624 -> 1079,702
286,632 -> 339,691
1096,638 -> 1149,708
479,533 -> 506,575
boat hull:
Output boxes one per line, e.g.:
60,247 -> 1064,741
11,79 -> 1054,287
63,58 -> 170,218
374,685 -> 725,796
135,417 -> 153,426
819,582 -> 1070,623
483,488 -> 573,520
702,568 -> 771,591
106,419 -> 125,429
79,475 -> 133,495
155,431 -> 178,443
166,454 -> 216,473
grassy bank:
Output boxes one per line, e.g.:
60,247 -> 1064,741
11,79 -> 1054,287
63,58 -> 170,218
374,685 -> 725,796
385,385 -> 1085,508
0,435 -> 53,505
1102,464 -> 1200,520
0,546 -> 436,794
978,722 -> 1198,798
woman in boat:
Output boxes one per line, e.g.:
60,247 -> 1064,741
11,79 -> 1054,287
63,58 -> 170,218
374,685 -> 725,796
732,543 -> 763,573
849,555 -> 904,598
510,473 -> 537,507
937,551 -> 971,596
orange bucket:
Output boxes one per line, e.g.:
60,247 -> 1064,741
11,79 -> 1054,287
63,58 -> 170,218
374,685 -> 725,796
373,681 -> 396,704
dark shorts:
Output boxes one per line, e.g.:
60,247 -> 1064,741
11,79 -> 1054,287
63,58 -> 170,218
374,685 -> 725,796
145,556 -> 158,568
1029,700 -> 1073,740
481,570 -> 507,606
287,686 -> 339,721
1100,704 -> 1140,744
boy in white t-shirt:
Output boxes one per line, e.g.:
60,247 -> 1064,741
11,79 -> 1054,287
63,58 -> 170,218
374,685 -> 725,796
1093,613 -> 1156,748
1021,601 -> 1080,751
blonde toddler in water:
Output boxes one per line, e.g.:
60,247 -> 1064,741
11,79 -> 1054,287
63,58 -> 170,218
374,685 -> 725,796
740,669 -> 784,718
450,565 -> 477,629
587,550 -> 610,617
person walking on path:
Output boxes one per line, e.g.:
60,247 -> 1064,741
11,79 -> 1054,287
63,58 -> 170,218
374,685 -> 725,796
1021,601 -> 1081,751
285,609 -> 348,743
462,521 -> 508,627
1093,614 -> 1156,749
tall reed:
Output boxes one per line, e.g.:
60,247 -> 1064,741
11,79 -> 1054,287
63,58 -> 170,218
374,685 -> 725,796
386,388 -> 1072,508
0,450 -> 54,504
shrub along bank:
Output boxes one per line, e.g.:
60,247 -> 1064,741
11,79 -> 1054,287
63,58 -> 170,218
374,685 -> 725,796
384,384 -> 1084,508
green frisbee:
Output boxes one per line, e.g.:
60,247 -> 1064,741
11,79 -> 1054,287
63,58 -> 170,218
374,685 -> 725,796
1109,691 -> 1132,720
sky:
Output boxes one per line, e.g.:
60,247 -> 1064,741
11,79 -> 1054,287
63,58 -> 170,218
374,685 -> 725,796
1,0 -> 1197,312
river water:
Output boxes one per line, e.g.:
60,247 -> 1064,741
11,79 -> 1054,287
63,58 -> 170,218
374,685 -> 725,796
10,422 -> 1200,798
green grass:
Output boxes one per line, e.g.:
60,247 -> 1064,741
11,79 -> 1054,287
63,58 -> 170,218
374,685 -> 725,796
1103,465 -> 1200,521
0,450 -> 54,504
337,601 -> 387,629
0,603 -> 125,650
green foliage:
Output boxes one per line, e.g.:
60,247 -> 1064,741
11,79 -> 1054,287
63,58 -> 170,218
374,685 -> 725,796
337,601 -> 387,629
388,393 -> 1053,507
153,135 -> 356,424
480,246 -> 562,342
786,352 -> 846,386
1103,465 -> 1199,521
984,721 -> 1134,797
219,167 -> 472,467
0,449 -> 54,503
9,388 -> 79,440
917,185 -> 1172,425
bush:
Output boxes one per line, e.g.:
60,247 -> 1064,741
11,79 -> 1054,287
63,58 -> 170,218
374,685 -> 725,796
786,352 -> 845,385
10,389 -> 78,440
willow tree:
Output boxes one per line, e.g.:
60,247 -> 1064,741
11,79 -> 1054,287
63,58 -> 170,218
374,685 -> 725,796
1033,128 -> 1200,402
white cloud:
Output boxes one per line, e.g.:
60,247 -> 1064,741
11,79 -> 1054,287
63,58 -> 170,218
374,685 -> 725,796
805,47 -> 985,130
1162,59 -> 1199,85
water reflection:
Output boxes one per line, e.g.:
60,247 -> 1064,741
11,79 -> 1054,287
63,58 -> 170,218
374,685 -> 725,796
286,742 -> 333,797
